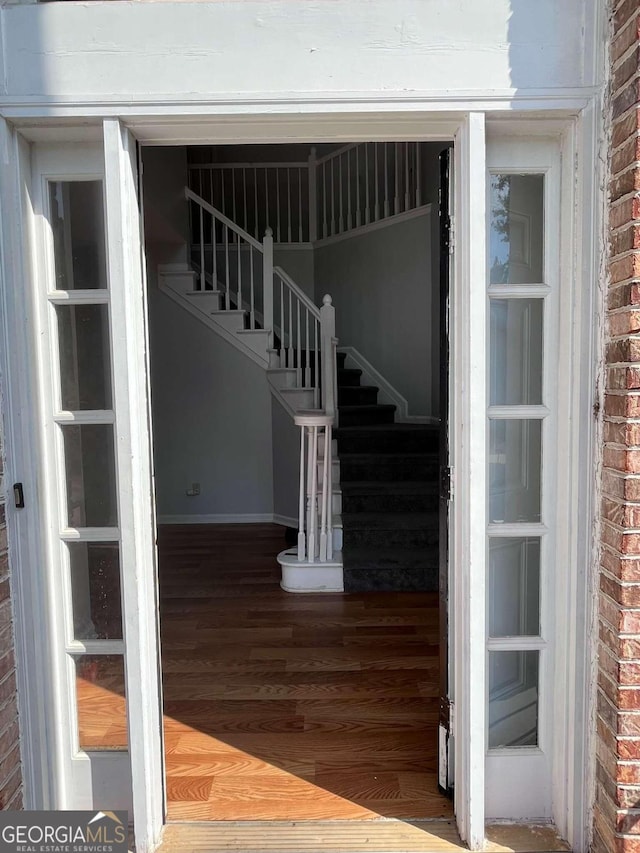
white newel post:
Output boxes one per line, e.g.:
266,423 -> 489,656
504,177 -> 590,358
320,294 -> 336,419
263,227 -> 274,346
308,146 -> 318,243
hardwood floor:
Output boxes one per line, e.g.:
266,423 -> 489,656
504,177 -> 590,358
158,523 -> 451,822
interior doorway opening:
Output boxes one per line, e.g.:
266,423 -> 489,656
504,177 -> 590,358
141,139 -> 452,822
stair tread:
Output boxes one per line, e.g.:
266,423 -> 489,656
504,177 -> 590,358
341,481 -> 438,494
343,547 -> 439,569
339,404 -> 396,413
335,423 -> 439,433
339,451 -> 438,459
211,309 -> 246,316
342,511 -> 439,529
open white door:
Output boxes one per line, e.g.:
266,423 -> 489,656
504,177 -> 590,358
450,112 -> 486,850
103,119 -> 164,853
26,122 -> 163,852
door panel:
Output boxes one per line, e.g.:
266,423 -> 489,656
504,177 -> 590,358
28,125 -> 164,848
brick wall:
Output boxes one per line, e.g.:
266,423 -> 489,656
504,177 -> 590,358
0,404 -> 22,810
595,2 -> 640,852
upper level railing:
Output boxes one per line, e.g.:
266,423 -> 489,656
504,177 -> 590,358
188,142 -> 427,246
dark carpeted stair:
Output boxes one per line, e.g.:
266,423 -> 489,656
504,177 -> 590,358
335,352 -> 440,592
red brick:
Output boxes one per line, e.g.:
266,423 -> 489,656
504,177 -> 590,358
613,43 -> 640,95
610,312 -> 640,338
612,227 -> 640,259
613,15 -> 640,65
615,0 -> 640,34
611,253 -> 640,284
613,113 -> 640,153
614,79 -> 640,121
609,367 -> 640,391
619,740 -> 640,761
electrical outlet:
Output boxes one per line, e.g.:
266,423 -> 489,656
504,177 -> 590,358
186,482 -> 200,496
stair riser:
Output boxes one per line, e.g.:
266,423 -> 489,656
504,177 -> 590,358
340,457 -> 438,482
338,387 -> 379,406
337,370 -> 363,387
336,432 -> 439,455
344,527 -> 439,550
343,567 -> 439,593
342,493 -> 439,514
339,408 -> 395,427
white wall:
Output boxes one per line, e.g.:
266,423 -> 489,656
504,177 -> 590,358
144,148 -> 274,521
315,211 -> 436,417
1,1 -> 591,106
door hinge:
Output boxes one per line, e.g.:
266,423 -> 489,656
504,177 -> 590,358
448,215 -> 455,255
13,483 -> 24,509
440,466 -> 453,501
449,700 -> 455,739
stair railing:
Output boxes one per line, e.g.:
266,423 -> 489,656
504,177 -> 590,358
187,185 -> 339,566
315,141 -> 424,239
294,295 -> 338,564
273,266 -> 321,407
185,187 -> 265,331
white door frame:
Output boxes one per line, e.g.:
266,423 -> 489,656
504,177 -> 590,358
0,106 -> 599,853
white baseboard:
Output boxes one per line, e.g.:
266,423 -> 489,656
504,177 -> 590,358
272,514 -> 298,529
158,513 -> 275,525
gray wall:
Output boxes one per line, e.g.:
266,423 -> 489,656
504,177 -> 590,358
314,211 -> 437,417
271,398 -> 301,525
144,147 -> 274,520
148,278 -> 274,519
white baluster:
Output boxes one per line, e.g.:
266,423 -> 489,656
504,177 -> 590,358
416,142 -> 422,206
254,167 -> 259,239
404,142 -> 410,211
338,153 -> 344,233
355,145 -> 362,227
297,300 -> 302,386
288,289 -> 294,369
287,168 -> 292,243
384,142 -> 390,218
236,232 -> 242,310
314,320 -> 320,408
298,167 -> 304,243
330,158 -> 335,236
365,143 -> 371,224
221,169 -> 225,217
305,309 -> 310,388
347,148 -> 352,230
263,227 -> 274,347
279,276 -> 285,367
264,168 -> 269,234
232,167 -> 237,224
249,246 -> 255,329
199,204 -> 205,291
308,148 -> 318,243
320,424 -> 331,561
276,169 -> 281,243
211,207 -> 217,288
243,167 -> 248,232
297,426 -> 306,560
394,142 -> 400,214
307,425 -> 318,562
224,224 -> 230,309
322,162 -> 328,238
374,142 -> 380,221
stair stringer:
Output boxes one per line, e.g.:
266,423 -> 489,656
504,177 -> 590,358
158,265 -> 269,370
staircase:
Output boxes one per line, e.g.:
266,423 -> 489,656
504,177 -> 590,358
159,183 -> 440,594
336,352 -> 440,592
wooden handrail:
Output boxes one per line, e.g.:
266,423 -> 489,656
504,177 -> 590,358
185,187 -> 262,250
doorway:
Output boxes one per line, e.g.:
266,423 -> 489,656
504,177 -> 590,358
142,139 -> 452,821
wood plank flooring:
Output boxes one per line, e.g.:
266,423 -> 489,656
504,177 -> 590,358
158,524 -> 452,822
